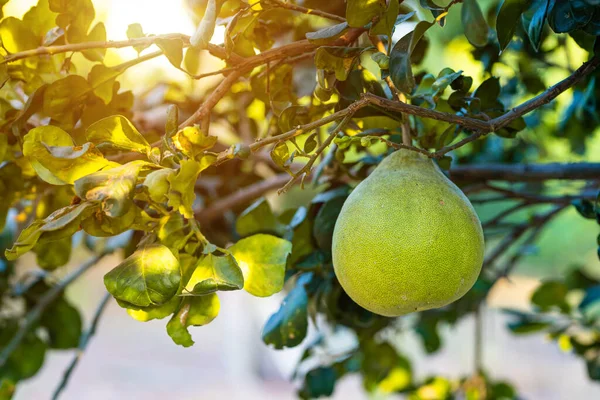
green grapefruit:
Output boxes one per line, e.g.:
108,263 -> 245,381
332,149 -> 484,317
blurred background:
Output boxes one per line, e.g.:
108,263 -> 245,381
3,0 -> 600,398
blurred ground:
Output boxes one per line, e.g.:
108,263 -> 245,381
13,252 -> 600,400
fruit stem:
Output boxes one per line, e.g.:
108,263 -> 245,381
398,93 -> 412,146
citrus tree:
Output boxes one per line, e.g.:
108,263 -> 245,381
1,0 -> 600,398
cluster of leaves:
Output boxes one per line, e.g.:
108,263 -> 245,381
1,0 -> 600,398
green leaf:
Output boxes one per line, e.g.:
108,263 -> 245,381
346,0 -> 387,28
185,253 -> 244,295
461,0 -> 490,47
173,125 -> 218,157
531,280 -> 569,312
299,367 -> 336,399
166,294 -> 220,347
0,327 -> 46,381
126,23 -> 149,54
5,202 -> 96,260
262,273 -> 310,349
23,126 -> 118,185
34,237 -> 72,270
236,198 -> 282,237
496,0 -> 530,51
229,234 -> 292,297
389,21 -> 434,93
22,0 -> 57,38
184,47 -> 202,75
81,202 -> 139,237
304,133 -> 318,153
82,22 -> 107,61
521,0 -> 550,51
40,296 -> 82,349
313,196 -> 346,251
104,244 -> 181,307
508,319 -> 550,334
315,47 -> 363,81
370,0 -> 402,38
42,75 -> 91,125
473,77 -> 502,111
156,38 -> 184,69
143,168 -> 174,204
0,17 -> 38,53
127,296 -> 181,322
573,199 -> 596,219
167,160 -> 202,219
548,0 -> 593,33
270,141 -> 291,170
86,115 -> 150,154
74,160 -> 150,218
306,22 -> 349,45
579,285 -> 600,319
87,64 -> 121,104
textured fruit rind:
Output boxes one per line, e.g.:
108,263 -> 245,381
332,149 -> 484,317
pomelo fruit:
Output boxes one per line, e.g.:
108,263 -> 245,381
331,149 -> 484,317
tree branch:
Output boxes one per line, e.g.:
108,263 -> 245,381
483,206 -> 566,268
450,162 -> 600,182
1,34 -> 243,65
0,253 -> 108,368
195,174 -> 291,222
267,0 -> 346,22
52,292 -> 112,400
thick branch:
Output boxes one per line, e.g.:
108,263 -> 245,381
0,253 -> 108,368
450,162 -> 600,182
196,174 -> 291,222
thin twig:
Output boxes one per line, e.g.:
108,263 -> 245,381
52,292 -> 112,400
0,253 -> 109,368
267,0 -> 346,22
2,34 -> 242,64
483,206 -> 566,268
278,113 -> 354,194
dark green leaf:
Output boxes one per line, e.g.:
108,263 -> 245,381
573,199 -> 596,219
262,273 -> 311,349
313,196 -> 346,251
389,21 -> 433,93
521,0 -> 550,51
508,319 -> 550,334
299,367 -> 336,399
531,280 -> 569,312
461,0 -> 490,47
496,0 -> 530,51
40,297 -> 82,349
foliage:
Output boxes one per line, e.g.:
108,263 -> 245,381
1,0 -> 600,398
